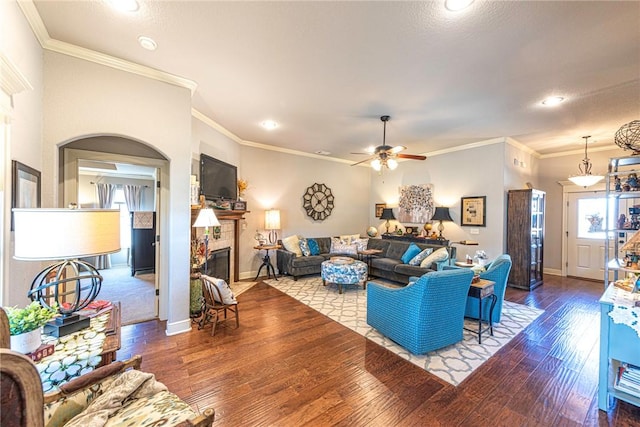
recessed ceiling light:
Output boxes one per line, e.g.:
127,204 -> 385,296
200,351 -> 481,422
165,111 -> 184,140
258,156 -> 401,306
138,36 -> 157,51
445,0 -> 474,11
314,150 -> 331,156
541,96 -> 565,107
261,120 -> 278,130
107,0 -> 139,12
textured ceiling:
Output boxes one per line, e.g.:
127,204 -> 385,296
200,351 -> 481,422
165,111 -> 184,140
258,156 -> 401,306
30,0 -> 640,161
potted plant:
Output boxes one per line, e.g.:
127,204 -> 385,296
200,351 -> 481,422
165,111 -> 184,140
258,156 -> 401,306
5,301 -> 58,354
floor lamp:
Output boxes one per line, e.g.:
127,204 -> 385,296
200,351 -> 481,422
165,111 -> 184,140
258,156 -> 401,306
13,208 -> 121,337
192,208 -> 221,274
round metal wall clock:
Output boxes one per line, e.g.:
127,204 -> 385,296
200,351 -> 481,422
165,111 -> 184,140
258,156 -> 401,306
303,183 -> 334,221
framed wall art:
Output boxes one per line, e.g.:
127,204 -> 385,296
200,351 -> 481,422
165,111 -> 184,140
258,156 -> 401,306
11,160 -> 41,230
375,203 -> 386,218
461,196 -> 486,227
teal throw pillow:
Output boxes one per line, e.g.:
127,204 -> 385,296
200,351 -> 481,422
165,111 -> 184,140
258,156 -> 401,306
299,238 -> 311,256
409,248 -> 433,266
307,238 -> 320,256
401,243 -> 422,264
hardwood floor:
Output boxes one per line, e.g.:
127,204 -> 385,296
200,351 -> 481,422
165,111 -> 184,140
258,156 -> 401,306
116,275 -> 640,426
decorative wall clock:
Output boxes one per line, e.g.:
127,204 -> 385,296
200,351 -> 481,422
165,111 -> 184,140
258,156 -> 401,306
303,183 -> 334,221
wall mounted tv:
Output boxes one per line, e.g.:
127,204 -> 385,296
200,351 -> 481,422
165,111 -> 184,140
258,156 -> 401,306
200,154 -> 237,201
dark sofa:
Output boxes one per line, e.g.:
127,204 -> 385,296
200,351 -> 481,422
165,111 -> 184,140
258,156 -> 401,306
276,237 -> 454,284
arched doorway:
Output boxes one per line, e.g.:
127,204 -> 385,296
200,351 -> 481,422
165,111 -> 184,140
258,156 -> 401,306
60,137 -> 169,325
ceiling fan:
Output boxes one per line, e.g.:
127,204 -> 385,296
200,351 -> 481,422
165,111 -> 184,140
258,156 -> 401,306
351,115 -> 426,171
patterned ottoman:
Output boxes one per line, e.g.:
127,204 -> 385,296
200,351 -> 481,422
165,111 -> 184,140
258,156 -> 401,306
321,257 -> 368,294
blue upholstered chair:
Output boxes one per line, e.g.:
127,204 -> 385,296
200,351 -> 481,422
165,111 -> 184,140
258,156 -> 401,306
366,268 -> 474,354
464,254 -> 512,323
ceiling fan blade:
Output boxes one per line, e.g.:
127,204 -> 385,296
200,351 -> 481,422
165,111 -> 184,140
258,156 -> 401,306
351,156 -> 375,166
390,145 -> 406,154
350,152 -> 372,155
397,153 -> 427,160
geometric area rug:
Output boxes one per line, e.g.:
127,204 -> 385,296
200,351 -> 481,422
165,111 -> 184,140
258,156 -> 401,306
265,276 -> 543,386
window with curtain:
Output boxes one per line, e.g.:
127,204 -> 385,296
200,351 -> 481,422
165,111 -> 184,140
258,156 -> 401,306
113,188 -> 131,249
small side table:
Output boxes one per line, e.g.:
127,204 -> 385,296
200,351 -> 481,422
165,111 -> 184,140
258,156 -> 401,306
464,279 -> 497,344
254,245 -> 281,280
358,249 -> 383,279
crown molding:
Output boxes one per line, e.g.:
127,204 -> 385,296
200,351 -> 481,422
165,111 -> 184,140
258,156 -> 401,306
17,0 -> 197,95
16,0 -> 50,46
539,143 -> 619,159
425,137 -> 509,158
240,139 -> 355,165
505,137 -> 541,157
191,108 -> 243,144
0,52 -> 33,96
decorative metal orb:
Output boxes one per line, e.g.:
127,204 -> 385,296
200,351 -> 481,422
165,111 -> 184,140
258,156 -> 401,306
28,260 -> 103,316
614,120 -> 640,154
366,226 -> 378,238
424,223 -> 433,232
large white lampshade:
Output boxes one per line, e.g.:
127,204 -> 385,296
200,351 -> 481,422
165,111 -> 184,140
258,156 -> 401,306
12,208 -> 121,337
13,209 -> 121,260
265,209 -> 281,244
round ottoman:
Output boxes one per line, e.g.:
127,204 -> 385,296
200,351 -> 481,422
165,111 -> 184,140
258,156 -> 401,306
321,257 -> 368,294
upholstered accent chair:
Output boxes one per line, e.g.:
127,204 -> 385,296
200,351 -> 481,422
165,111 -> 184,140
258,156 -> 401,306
199,274 -> 239,336
366,268 -> 474,354
465,254 -> 512,323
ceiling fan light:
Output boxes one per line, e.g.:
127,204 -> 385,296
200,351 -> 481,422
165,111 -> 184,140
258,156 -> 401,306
387,158 -> 398,170
371,159 -> 382,171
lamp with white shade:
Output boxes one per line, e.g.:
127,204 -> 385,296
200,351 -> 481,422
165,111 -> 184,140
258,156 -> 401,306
13,208 -> 121,336
192,208 -> 221,273
265,209 -> 281,244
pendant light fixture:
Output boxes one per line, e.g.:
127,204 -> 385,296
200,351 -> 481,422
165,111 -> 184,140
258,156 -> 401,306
568,135 -> 603,188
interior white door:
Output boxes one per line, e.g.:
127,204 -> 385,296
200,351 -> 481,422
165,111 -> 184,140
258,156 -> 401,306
567,192 -> 612,281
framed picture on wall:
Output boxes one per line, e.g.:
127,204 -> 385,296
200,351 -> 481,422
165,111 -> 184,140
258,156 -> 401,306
232,200 -> 247,211
11,160 -> 41,230
375,203 -> 386,218
461,196 -> 486,227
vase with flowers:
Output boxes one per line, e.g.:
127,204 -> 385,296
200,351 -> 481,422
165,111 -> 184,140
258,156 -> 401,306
237,178 -> 249,201
5,301 -> 58,354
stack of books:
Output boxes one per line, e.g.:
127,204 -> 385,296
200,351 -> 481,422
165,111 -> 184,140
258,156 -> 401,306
615,363 -> 640,397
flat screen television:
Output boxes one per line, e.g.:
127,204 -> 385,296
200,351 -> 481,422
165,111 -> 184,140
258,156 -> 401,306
200,154 -> 237,201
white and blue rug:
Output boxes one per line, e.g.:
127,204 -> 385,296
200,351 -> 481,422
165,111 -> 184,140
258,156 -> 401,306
266,276 -> 543,386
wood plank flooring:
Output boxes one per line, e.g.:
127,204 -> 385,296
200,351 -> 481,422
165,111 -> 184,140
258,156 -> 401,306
116,275 -> 640,426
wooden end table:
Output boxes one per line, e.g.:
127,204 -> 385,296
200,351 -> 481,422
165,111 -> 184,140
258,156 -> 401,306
254,245 -> 281,280
464,279 -> 497,344
358,249 -> 383,279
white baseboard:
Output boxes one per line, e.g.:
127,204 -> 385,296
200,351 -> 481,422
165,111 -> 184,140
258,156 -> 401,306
544,268 -> 562,276
164,319 -> 192,336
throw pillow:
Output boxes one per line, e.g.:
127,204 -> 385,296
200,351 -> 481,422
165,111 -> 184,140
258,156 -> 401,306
353,238 -> 369,252
331,241 -> 358,255
401,243 -> 422,264
202,275 -> 237,304
282,235 -> 303,256
409,248 -> 433,266
420,247 -> 449,268
299,238 -> 311,256
339,234 -> 361,245
307,238 -> 320,256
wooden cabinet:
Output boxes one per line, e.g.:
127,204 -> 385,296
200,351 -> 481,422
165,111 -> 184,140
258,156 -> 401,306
130,211 -> 156,276
507,189 -> 545,290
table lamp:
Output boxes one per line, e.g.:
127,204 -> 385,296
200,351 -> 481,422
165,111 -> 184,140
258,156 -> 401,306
265,209 -> 281,244
380,208 -> 396,234
431,207 -> 453,240
192,208 -> 221,273
13,208 -> 121,337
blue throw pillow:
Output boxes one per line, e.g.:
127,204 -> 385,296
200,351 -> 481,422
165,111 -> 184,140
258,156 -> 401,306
401,243 -> 422,264
299,238 -> 311,256
307,238 -> 320,256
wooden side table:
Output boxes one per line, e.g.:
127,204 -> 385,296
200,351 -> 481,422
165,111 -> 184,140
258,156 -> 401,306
254,245 -> 281,280
358,249 -> 383,279
464,279 -> 497,344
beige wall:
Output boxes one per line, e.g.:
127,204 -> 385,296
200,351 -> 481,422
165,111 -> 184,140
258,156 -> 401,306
2,0 -> 44,307
43,51 -> 193,335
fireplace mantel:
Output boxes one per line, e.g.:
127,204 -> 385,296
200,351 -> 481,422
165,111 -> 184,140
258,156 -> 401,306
190,207 -> 249,282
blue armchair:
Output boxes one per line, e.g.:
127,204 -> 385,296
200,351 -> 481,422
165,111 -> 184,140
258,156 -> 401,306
366,268 -> 474,354
465,254 -> 512,323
